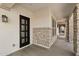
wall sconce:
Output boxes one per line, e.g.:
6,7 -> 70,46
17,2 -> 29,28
2,15 -> 8,23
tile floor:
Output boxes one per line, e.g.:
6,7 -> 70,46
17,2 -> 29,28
8,39 -> 75,56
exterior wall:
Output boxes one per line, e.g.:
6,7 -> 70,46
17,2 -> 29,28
50,16 -> 57,47
0,5 -> 33,56
69,14 -> 73,43
33,7 -> 57,48
69,6 -> 77,55
66,17 -> 69,42
68,4 -> 79,55
69,4 -> 79,55
0,6 -> 57,55
33,7 -> 51,28
69,14 -> 74,54
33,28 -> 52,48
73,6 -> 77,54
76,4 -> 79,55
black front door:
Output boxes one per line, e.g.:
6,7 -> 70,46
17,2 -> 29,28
20,15 -> 30,48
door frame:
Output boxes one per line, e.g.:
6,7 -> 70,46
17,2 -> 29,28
19,15 -> 30,48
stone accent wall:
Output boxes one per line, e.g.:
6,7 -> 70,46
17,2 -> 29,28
76,4 -> 79,55
69,6 -> 78,55
73,6 -> 77,54
33,28 -> 53,48
69,5 -> 79,56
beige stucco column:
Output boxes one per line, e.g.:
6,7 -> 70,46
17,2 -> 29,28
66,17 -> 70,42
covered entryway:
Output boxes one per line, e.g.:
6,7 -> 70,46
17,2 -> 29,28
0,3 -> 78,56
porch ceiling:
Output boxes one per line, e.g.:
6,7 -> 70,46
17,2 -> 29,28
51,3 -> 76,20
17,3 -> 76,20
0,3 -> 15,10
0,3 -> 76,20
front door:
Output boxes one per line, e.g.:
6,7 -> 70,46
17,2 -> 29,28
20,15 -> 30,48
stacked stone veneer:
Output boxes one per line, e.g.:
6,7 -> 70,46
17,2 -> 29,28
69,6 -> 78,55
73,6 -> 77,54
76,4 -> 79,55
33,28 -> 55,48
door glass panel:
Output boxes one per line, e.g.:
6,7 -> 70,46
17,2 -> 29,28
21,25 -> 25,31
26,20 -> 27,24
25,38 -> 28,42
20,15 -> 30,48
21,32 -> 25,37
26,32 -> 27,37
26,26 -> 27,31
22,19 -> 25,24
22,39 -> 25,43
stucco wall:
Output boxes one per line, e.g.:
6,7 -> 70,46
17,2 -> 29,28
0,5 -> 33,56
0,5 -> 57,55
69,14 -> 73,43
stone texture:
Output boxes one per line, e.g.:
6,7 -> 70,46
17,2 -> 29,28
77,4 -> 79,55
73,6 -> 77,55
33,28 -> 53,48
